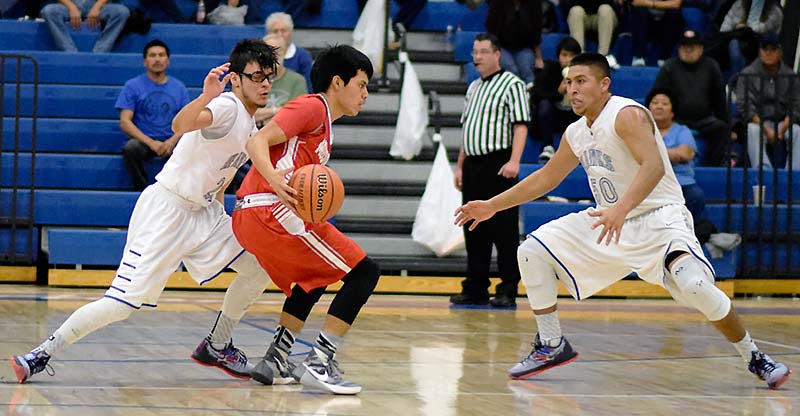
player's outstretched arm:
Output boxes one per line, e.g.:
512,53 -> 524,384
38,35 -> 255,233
455,135 -> 578,230
172,63 -> 232,135
589,106 -> 665,245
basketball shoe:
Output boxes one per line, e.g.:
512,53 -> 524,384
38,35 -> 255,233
10,350 -> 53,384
508,334 -> 578,379
748,351 -> 792,389
251,343 -> 299,385
297,347 -> 361,395
191,338 -> 253,379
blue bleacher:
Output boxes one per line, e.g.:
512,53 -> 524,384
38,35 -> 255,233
0,153 -> 164,189
3,84 -> 201,119
1,50 -> 221,86
0,228 -> 38,260
2,118 -> 126,153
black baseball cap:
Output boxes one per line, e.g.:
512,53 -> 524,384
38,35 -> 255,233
760,32 -> 781,49
678,30 -> 703,47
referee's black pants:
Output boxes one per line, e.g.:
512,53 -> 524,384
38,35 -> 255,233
460,148 -> 521,299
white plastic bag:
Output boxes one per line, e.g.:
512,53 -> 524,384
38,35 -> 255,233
352,0 -> 386,74
412,137 -> 465,257
207,5 -> 247,26
390,52 -> 428,160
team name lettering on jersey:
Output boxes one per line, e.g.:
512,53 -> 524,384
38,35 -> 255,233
579,149 -> 615,172
315,140 -> 330,164
220,152 -> 248,171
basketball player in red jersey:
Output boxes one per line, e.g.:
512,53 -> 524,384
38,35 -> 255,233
230,45 -> 379,395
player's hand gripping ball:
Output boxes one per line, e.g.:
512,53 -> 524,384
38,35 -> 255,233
288,164 -> 345,223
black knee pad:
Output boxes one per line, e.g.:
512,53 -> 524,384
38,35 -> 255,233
328,257 -> 381,325
282,284 -> 326,322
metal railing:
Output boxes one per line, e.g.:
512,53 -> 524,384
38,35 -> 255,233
727,72 -> 799,277
0,54 -> 38,265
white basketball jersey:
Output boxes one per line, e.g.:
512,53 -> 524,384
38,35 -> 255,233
564,96 -> 684,218
156,92 -> 255,206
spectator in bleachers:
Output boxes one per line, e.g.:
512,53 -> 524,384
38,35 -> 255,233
256,34 -> 308,126
566,1 -> 618,69
40,0 -> 129,53
486,0 -> 543,86
266,12 -> 312,91
646,88 -> 705,223
116,40 -> 190,191
531,36 -> 581,162
736,33 -> 800,170
652,30 -> 729,166
619,0 -> 684,67
711,0 -> 783,78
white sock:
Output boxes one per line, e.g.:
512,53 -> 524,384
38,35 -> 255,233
535,311 -> 562,346
732,331 -> 759,363
36,297 -> 133,356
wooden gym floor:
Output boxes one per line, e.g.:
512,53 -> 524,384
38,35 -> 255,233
0,284 -> 797,415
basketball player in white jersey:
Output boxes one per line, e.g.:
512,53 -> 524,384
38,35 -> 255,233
455,53 -> 791,390
11,39 -> 280,384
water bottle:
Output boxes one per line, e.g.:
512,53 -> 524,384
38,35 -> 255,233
445,25 -> 454,52
196,0 -> 206,23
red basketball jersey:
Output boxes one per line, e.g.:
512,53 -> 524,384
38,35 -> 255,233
236,94 -> 333,198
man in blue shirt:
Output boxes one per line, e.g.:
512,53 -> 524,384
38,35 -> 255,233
115,39 -> 190,191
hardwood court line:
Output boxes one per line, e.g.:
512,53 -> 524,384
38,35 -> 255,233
1,385 -> 796,400
0,402 -> 341,415
754,339 -> 800,351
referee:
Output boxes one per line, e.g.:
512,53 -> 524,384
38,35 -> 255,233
452,33 -> 530,308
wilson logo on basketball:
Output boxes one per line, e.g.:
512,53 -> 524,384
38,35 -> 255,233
315,174 -> 328,211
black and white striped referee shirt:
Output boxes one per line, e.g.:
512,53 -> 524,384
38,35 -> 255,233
460,70 -> 530,156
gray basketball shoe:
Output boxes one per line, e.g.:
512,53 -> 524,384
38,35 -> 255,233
748,351 -> 792,389
191,338 -> 253,379
10,350 -> 53,384
508,334 -> 578,379
251,343 -> 299,385
298,347 -> 361,395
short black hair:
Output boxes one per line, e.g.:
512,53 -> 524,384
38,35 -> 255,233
557,36 -> 582,56
474,33 -> 501,51
569,52 -> 611,80
143,39 -> 169,58
645,87 -> 679,115
310,45 -> 373,94
229,39 -> 279,77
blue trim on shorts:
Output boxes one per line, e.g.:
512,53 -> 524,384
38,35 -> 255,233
199,249 -> 246,286
530,235 -> 581,300
662,241 -> 674,285
687,245 -> 716,278
104,295 -> 157,309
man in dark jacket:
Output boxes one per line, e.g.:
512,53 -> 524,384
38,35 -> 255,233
653,30 -> 730,166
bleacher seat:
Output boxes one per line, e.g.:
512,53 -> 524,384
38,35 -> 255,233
3,84 -> 201,119
0,153 -> 164,189
2,118 -> 125,153
0,228 -> 38,260
1,51 -> 220,87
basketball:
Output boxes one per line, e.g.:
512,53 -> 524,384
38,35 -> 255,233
288,164 -> 345,224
